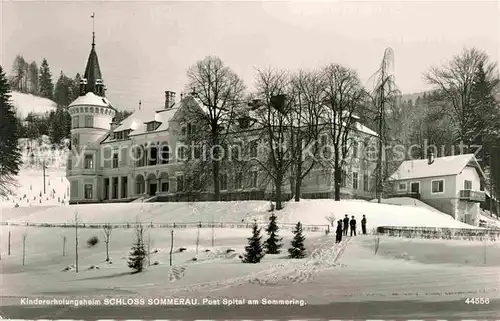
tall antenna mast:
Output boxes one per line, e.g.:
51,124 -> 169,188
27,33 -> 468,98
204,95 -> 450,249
91,12 -> 95,47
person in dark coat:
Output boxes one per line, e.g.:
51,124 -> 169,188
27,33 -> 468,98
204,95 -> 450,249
350,215 -> 357,236
361,215 -> 367,235
343,215 -> 349,236
335,220 -> 343,243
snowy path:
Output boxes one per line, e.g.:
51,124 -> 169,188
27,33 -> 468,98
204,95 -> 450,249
161,236 -> 351,294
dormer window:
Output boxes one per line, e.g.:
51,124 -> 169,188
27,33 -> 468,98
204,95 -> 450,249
146,121 -> 160,132
238,117 -> 250,129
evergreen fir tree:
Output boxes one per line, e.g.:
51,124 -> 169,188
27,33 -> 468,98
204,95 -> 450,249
288,221 -> 306,259
71,73 -> 82,101
264,213 -> 283,254
242,222 -> 265,263
54,71 -> 73,107
127,224 -> 147,273
0,65 -> 22,196
38,58 -> 54,100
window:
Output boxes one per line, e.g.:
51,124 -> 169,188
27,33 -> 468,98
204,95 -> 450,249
72,116 -> 79,128
363,173 -> 369,192
250,140 -> 258,158
112,153 -> 119,168
464,180 -> 472,190
352,141 -> 358,158
161,181 -> 169,192
160,145 -> 170,164
149,146 -> 158,166
250,171 -> 258,188
219,173 -> 228,191
353,172 -> 359,189
234,172 -> 243,189
84,154 -> 93,169
178,146 -> 188,161
194,146 -> 201,159
112,177 -> 118,199
320,135 -> 327,147
232,142 -> 243,161
177,175 -> 184,192
187,123 -> 192,136
432,180 -> 444,193
147,122 -> 156,132
398,182 -> 407,191
84,115 -> 94,127
181,126 -> 187,136
341,170 -> 347,188
67,158 -> 72,170
121,177 -> 128,198
84,184 -> 93,199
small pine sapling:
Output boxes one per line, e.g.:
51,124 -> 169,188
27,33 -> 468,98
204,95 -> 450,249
264,213 -> 283,254
288,221 -> 306,259
127,223 -> 147,273
242,222 -> 265,263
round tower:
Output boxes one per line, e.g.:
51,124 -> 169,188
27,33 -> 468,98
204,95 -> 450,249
67,29 -> 116,204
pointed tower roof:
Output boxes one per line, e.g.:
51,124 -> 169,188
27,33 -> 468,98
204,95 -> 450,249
81,14 -> 105,97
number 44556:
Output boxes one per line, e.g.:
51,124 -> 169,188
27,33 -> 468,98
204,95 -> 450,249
465,298 -> 490,304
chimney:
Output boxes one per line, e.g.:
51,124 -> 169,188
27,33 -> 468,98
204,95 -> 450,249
428,152 -> 434,165
110,121 -> 119,132
165,91 -> 176,109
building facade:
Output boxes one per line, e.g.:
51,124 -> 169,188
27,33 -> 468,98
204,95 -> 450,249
389,153 -> 486,226
66,39 -> 379,204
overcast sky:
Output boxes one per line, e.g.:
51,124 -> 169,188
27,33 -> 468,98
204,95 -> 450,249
2,0 -> 499,112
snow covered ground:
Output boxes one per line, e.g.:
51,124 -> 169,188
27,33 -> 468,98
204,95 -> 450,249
2,165 -> 497,315
2,197 -> 476,231
10,91 -> 57,119
0,167 -> 69,209
1,227 -> 498,305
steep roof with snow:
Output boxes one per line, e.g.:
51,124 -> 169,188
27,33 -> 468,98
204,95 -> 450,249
389,153 -> 486,181
10,91 -> 57,119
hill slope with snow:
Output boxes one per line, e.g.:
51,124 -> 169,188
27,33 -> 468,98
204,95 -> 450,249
10,91 -> 57,118
2,198 -> 476,230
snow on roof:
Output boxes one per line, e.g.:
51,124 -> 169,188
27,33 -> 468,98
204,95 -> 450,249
110,104 -> 179,137
69,92 -> 116,110
10,91 -> 57,118
389,153 -> 484,181
354,122 -> 377,136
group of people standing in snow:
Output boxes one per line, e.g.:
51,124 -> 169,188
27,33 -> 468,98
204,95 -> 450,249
335,214 -> 367,243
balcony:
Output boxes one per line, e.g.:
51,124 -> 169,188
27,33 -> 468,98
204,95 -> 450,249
459,190 -> 485,202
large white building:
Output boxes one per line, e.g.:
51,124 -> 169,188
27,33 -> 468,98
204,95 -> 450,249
66,38 -> 379,204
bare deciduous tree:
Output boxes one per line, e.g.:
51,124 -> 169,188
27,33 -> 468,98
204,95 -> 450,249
253,68 -> 295,210
22,231 -> 28,265
185,56 -> 246,201
424,47 -> 497,148
74,210 -> 80,273
289,69 -> 325,201
103,223 -> 113,262
322,64 -> 366,201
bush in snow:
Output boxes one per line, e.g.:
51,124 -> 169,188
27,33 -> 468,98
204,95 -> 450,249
127,223 -> 147,273
288,221 -> 306,259
87,236 -> 99,247
264,212 -> 283,254
242,223 -> 265,264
